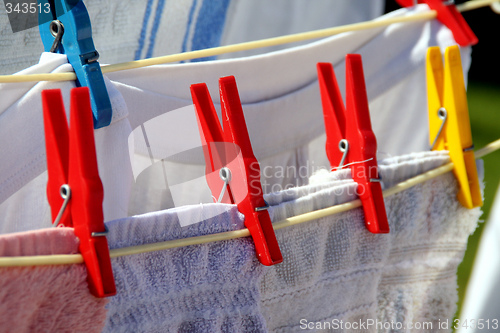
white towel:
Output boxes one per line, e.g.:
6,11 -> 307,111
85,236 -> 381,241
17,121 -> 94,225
103,151 -> 482,332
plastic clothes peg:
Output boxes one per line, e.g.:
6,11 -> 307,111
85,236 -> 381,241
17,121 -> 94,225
317,55 -> 389,234
39,0 -> 112,129
426,45 -> 482,209
42,87 -> 116,298
396,0 -> 477,46
190,76 -> 283,266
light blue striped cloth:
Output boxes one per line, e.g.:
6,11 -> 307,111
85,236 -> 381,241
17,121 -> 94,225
0,0 -> 384,74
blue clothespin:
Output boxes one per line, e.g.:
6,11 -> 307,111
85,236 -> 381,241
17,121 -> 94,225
38,0 -> 112,129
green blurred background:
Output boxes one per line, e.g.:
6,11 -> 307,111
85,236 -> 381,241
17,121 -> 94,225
385,0 -> 500,321
438,4 -> 500,319
457,81 -> 500,317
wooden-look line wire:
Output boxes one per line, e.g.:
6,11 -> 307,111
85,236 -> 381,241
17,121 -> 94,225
0,139 -> 498,267
0,0 -> 497,83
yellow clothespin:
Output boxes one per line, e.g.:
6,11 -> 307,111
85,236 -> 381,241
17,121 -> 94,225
426,45 -> 482,209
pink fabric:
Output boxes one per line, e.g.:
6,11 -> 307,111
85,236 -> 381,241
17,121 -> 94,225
0,228 -> 108,333
0,228 -> 79,256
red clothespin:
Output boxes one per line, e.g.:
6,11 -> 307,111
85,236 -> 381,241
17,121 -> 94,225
42,87 -> 116,298
395,0 -> 477,46
317,55 -> 389,234
190,76 -> 283,266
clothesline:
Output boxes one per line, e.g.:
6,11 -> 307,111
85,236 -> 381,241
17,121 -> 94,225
1,138 -> 498,267
0,0 -> 497,83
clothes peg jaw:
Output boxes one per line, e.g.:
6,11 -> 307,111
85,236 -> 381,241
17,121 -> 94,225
190,83 -> 236,205
39,0 -> 112,129
396,0 -> 478,46
191,76 -> 283,266
42,90 -> 71,227
42,87 -> 116,298
317,55 -> 390,234
426,46 -> 482,209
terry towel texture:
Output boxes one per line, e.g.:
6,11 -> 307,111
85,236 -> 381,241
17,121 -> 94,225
0,228 -> 108,333
104,151 -> 482,332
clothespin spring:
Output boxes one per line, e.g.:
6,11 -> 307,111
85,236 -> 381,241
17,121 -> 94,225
429,107 -> 475,152
91,226 -> 110,237
217,167 -> 232,203
338,139 -> 349,168
48,20 -> 64,52
52,184 -> 71,227
334,139 -> 382,184
255,201 -> 270,212
430,108 -> 448,150
215,166 -> 270,213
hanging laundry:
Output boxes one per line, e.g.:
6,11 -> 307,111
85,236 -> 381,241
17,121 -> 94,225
0,3 -> 487,332
0,6 -> 471,232
102,151 -> 481,332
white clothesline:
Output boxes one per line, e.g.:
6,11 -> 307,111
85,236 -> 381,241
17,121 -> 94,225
0,138 -> 498,267
0,0 -> 497,83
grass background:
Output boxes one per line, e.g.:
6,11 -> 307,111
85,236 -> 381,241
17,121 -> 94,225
456,81 -> 500,317
448,3 -> 500,321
